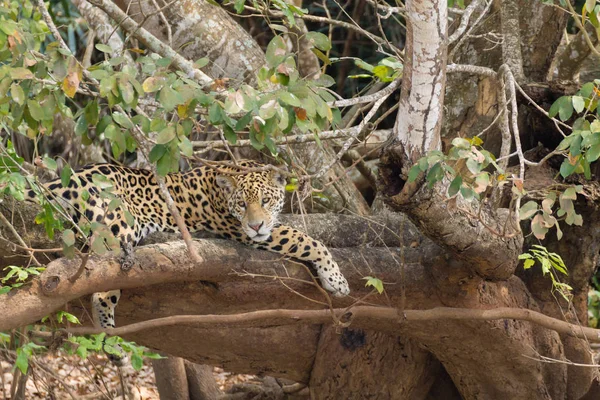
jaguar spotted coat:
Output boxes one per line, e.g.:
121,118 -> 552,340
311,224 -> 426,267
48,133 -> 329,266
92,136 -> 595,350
28,161 -> 350,341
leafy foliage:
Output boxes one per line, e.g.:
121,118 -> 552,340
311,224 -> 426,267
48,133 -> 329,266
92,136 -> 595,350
550,81 -> 600,180
64,333 -> 163,371
518,186 -> 583,241
0,265 -> 45,294
407,136 -> 503,201
519,245 -> 572,301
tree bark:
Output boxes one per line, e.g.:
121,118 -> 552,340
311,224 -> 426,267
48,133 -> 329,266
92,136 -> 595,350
153,356 -> 191,400
0,196 -> 579,399
113,0 -> 265,85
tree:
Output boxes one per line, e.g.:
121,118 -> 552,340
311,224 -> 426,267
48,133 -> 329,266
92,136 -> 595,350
1,0 -> 600,398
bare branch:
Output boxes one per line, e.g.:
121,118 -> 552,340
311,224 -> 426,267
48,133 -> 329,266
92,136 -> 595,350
64,306 -> 600,344
86,0 -> 213,87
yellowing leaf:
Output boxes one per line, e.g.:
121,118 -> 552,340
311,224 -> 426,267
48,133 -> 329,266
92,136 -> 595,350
142,76 -> 166,93
62,60 -> 82,98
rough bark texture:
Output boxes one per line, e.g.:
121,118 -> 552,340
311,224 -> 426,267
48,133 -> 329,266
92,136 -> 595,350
377,0 -> 593,398
153,357 -> 191,400
0,196 -> 579,399
184,362 -> 223,400
392,0 -> 447,165
309,329 -> 439,399
114,0 -> 265,85
555,23 -> 598,81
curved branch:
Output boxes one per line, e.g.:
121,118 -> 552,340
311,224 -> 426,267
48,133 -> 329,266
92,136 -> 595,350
66,306 -> 600,344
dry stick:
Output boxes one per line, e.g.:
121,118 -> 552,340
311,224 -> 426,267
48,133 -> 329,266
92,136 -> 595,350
0,212 -> 41,266
523,354 -> 600,369
65,306 -> 600,343
191,129 -> 392,150
149,0 -> 172,47
365,0 -> 405,18
447,63 -> 572,168
448,0 -> 492,61
132,107 -> 204,264
84,0 -> 213,87
565,0 -> 600,58
499,66 -> 525,227
496,72 -> 512,171
314,93 -> 391,178
329,79 -> 401,107
241,5 -> 398,54
448,0 -> 483,44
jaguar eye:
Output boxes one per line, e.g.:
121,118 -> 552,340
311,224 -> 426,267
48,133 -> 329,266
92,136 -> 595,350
262,197 -> 270,205
238,201 -> 246,208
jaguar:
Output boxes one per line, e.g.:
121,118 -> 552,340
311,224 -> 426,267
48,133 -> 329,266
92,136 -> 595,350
27,160 -> 350,350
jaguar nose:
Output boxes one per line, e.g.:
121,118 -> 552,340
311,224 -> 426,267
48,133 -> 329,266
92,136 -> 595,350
249,222 -> 263,232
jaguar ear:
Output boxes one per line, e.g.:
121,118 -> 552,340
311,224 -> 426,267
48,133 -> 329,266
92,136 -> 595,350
216,175 -> 236,194
270,166 -> 287,187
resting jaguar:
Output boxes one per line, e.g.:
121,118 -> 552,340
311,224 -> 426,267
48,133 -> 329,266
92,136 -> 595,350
27,160 -> 350,336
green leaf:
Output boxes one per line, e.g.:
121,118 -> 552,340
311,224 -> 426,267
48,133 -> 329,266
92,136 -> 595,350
10,83 -> 25,105
194,58 -> 209,68
587,143 -> 600,162
572,96 -> 585,113
279,91 -> 302,107
466,158 -> 481,174
559,159 -> 578,178
112,112 -> 133,129
548,97 -> 562,118
223,125 -> 237,144
460,186 -> 476,200
523,259 -> 535,270
305,32 -> 331,51
208,102 -> 223,124
531,214 -> 549,240
407,164 -> 422,183
92,174 -> 114,189
131,353 -> 143,371
159,86 -> 184,111
585,0 -> 596,14
95,44 -> 114,53
156,126 -> 176,144
178,137 -> 194,157
61,164 -> 72,187
373,65 -> 393,82
363,276 -> 384,294
354,59 -> 375,73
312,74 -> 336,88
15,349 -> 29,374
149,144 -> 167,163
62,229 -> 75,246
10,67 -> 34,80
27,99 -> 44,121
519,201 -> 539,220
43,157 -> 57,171
562,187 -> 577,200
142,76 -> 166,93
426,162 -> 443,187
265,36 -> 287,68
559,97 -> 574,121
447,175 -> 462,197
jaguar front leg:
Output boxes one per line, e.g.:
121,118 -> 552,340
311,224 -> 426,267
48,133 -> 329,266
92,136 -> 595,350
250,225 -> 350,297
